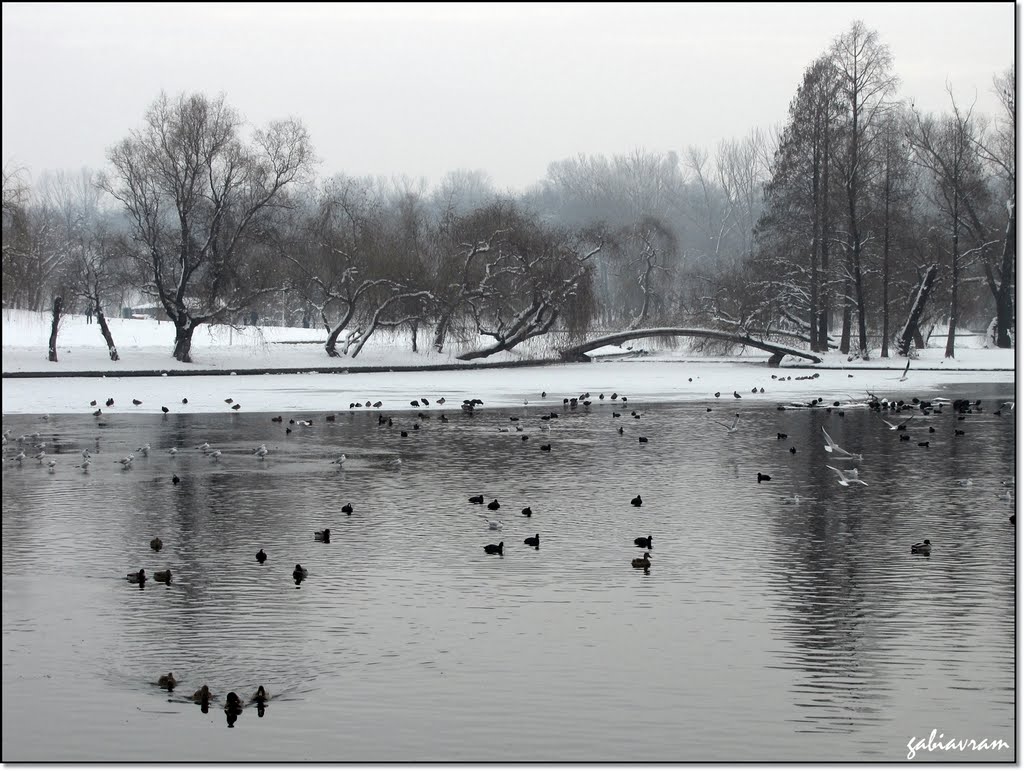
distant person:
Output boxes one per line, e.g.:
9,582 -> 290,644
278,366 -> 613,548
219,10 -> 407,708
86,306 -> 93,324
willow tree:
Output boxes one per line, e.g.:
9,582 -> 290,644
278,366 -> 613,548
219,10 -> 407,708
100,92 -> 314,362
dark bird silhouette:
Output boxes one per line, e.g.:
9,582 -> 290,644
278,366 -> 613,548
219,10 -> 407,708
918,442 -> 930,448
631,495 -> 643,507
410,400 -> 420,407
256,548 -> 267,564
161,406 -> 169,414
232,404 -> 241,411
93,409 -> 102,417
272,415 -> 283,422
540,444 -> 551,451
911,539 -> 931,555
524,534 -> 540,548
521,507 -> 532,517
182,398 -> 188,404
638,436 -> 648,443
158,672 -> 177,690
150,537 -> 163,552
315,529 -> 331,543
469,495 -> 484,504
133,399 -> 143,406
400,431 -> 408,437
172,475 -> 180,485
293,564 -> 308,581
106,398 -> 114,407
326,414 -> 336,422
734,391 -> 742,398
631,552 -> 651,569
757,473 -> 771,483
789,447 -> 797,454
617,427 -> 624,434
634,535 -> 652,549
715,392 -> 721,398
484,542 -> 504,555
90,400 -> 97,406
225,398 -> 233,404
342,503 -> 354,515
777,433 -> 788,440
127,569 -> 146,584
487,499 -> 500,511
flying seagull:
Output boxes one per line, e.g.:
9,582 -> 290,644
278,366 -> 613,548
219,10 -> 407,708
711,413 -> 741,433
826,465 -> 868,487
821,427 -> 863,460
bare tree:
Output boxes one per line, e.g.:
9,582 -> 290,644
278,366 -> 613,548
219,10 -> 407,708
99,92 -> 315,362
907,87 -> 994,358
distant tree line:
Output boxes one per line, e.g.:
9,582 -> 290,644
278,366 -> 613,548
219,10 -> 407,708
1,21 -> 1014,363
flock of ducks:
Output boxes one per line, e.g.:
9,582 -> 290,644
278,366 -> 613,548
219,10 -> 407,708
2,382 -> 1016,714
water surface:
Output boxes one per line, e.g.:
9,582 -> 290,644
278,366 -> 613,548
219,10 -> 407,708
2,385 -> 1016,761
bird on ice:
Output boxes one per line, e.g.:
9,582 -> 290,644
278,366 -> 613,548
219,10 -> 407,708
826,465 -> 867,487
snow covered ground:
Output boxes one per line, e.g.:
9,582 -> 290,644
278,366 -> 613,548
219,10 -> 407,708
1,309 -> 1016,415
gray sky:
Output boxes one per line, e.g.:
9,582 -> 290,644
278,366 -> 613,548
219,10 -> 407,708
2,2 -> 1016,192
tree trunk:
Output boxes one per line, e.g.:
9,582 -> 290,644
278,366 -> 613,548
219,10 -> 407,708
173,319 -> 197,363
324,325 -> 345,358
433,312 -> 452,353
881,191 -> 891,358
839,275 -> 852,354
944,195 -> 960,359
898,264 -> 938,356
47,295 -> 63,362
95,301 -> 119,361
994,195 -> 1015,348
409,319 -> 418,353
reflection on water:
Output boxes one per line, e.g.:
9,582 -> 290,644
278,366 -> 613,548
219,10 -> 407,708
1,384 -> 1015,761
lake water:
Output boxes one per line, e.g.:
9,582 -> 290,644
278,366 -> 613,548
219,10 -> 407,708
2,384 -> 1016,762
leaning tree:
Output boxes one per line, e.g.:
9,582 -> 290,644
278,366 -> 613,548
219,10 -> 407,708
99,92 -> 314,362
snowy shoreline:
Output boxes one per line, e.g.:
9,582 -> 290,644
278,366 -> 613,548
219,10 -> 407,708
1,309 -> 1016,415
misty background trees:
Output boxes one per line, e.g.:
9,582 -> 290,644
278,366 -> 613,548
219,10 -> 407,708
1,21 -> 1014,363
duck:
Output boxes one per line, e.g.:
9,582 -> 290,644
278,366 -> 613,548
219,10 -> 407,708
757,473 -> 772,484
631,552 -> 652,569
341,503 -> 354,515
225,691 -> 243,712
293,564 -> 308,580
251,685 -> 270,703
153,570 -> 172,584
150,537 -> 163,552
487,499 -> 500,511
172,475 -> 181,485
256,548 -> 267,564
126,569 -> 146,584
521,506 -> 532,517
483,542 -> 504,555
634,535 -> 652,549
314,529 -> 331,543
911,539 -> 932,555
630,495 -> 643,507
192,684 -> 213,704
157,672 -> 177,690
524,534 -> 540,548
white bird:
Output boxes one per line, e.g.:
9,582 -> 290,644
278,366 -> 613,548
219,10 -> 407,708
488,520 -> 503,531
252,443 -> 268,455
996,491 -> 1013,503
954,479 -> 973,487
821,427 -> 863,460
82,448 -> 92,460
385,456 -> 402,469
826,465 -> 868,487
196,442 -> 211,453
881,415 -> 914,431
33,450 -> 46,463
136,443 -> 151,457
330,454 -> 346,466
118,454 -> 134,469
711,413 -> 741,433
209,450 -> 222,461
780,493 -> 815,505
167,447 -> 179,456
75,459 -> 91,472
47,459 -> 57,473
12,450 -> 27,464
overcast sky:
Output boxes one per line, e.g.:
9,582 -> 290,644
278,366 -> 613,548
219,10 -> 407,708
2,2 -> 1015,192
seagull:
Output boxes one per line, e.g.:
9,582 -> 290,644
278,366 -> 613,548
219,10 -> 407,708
47,459 -> 57,473
196,442 -> 211,453
75,459 -> 91,472
81,448 -> 92,460
779,493 -> 814,505
118,454 -> 135,469
209,450 -> 222,461
33,450 -> 46,463
712,413 -> 741,433
881,415 -> 914,431
488,520 -> 503,531
954,479 -> 973,488
821,427 -> 863,460
136,443 -> 151,457
12,451 -> 26,464
331,454 -> 347,466
168,447 -> 179,456
826,465 -> 867,487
